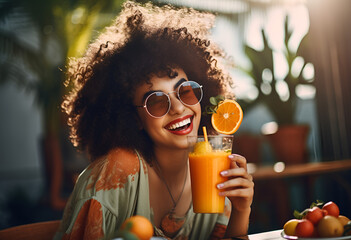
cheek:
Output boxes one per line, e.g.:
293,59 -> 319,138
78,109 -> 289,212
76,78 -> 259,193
195,104 -> 202,115
137,111 -> 158,135
141,116 -> 164,136
193,104 -> 202,127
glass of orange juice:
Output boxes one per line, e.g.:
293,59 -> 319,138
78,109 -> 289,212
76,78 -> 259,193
188,135 -> 233,213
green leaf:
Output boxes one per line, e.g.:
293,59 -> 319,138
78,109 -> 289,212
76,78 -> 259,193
0,0 -> 125,135
202,105 -> 216,116
293,210 -> 304,219
209,96 -> 218,106
310,200 -> 324,208
203,95 -> 225,115
215,95 -> 225,103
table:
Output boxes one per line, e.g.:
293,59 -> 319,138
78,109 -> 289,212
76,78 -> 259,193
225,229 -> 284,240
248,229 -> 284,240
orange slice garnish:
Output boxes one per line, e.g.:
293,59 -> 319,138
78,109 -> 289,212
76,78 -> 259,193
211,99 -> 243,135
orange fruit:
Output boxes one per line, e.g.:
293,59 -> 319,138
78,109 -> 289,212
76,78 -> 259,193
283,219 -> 299,236
121,215 -> 154,240
338,215 -> 350,226
211,99 -> 243,135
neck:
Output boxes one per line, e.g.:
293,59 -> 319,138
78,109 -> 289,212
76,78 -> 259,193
153,147 -> 189,185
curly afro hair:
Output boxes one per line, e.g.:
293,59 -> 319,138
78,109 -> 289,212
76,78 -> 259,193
62,1 -> 234,162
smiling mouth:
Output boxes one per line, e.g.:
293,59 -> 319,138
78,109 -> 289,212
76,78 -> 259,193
165,116 -> 193,131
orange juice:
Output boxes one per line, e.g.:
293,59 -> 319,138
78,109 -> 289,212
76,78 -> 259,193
189,151 -> 230,213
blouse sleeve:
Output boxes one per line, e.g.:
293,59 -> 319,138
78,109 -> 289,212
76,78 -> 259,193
54,149 -> 142,240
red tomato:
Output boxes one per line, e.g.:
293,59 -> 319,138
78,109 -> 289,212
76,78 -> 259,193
295,219 -> 315,238
305,207 -> 325,225
322,201 -> 340,217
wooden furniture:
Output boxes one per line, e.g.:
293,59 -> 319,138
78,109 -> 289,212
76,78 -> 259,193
249,159 -> 351,231
0,220 -> 60,240
251,159 -> 351,180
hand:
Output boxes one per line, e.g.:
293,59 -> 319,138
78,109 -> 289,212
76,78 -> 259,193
217,154 -> 254,212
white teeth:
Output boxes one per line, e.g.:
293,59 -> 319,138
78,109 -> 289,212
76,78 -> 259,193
168,118 -> 191,130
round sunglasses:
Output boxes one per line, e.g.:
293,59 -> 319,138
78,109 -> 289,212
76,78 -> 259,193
136,81 -> 203,118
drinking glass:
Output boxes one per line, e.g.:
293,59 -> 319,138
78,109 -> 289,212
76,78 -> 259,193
188,135 -> 233,213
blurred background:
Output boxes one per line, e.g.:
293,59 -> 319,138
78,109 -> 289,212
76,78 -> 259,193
1,0 -> 350,234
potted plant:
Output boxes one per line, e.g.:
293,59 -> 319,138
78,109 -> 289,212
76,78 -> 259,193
238,16 -> 315,165
0,0 -> 123,209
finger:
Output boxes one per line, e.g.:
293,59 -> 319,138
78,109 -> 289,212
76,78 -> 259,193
217,177 -> 254,190
219,187 -> 254,197
221,168 -> 253,181
228,154 -> 247,170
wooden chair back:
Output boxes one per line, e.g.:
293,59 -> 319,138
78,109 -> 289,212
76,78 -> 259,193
0,220 -> 60,240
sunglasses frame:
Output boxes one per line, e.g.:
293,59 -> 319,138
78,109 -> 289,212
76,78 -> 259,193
136,81 -> 203,118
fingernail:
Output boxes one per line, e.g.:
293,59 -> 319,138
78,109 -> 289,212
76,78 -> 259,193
221,171 -> 228,176
228,155 -> 234,159
217,183 -> 224,189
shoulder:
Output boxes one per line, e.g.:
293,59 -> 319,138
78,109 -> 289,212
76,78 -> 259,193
103,148 -> 140,171
80,148 -> 146,192
88,148 -> 140,174
104,148 -> 148,176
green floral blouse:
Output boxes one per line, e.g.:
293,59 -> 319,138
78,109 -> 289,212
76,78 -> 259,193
54,148 -> 231,240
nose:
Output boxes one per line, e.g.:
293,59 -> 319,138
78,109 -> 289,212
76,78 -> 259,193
168,93 -> 185,115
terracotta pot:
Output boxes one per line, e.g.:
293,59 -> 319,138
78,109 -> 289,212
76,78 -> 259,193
265,125 -> 309,165
233,134 -> 262,164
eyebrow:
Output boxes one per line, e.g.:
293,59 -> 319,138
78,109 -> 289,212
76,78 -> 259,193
174,78 -> 187,90
141,78 -> 188,103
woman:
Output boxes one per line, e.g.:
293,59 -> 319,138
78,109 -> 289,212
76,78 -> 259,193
55,1 -> 254,239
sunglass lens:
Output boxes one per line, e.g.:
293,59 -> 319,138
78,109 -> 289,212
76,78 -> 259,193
179,82 -> 202,105
146,92 -> 169,117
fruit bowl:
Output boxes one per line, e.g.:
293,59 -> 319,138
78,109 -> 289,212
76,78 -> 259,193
281,230 -> 351,240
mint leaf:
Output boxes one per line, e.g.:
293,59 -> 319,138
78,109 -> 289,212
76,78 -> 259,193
210,97 -> 218,106
203,95 -> 225,116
